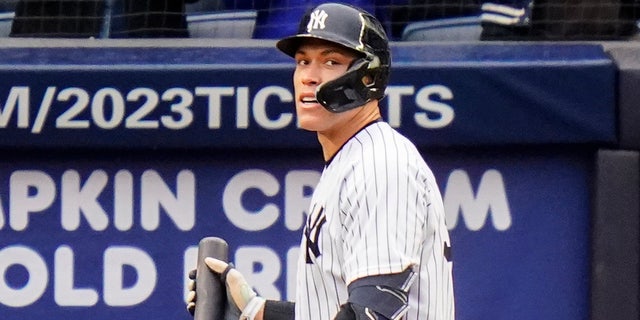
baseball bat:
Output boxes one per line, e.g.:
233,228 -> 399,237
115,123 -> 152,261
194,237 -> 229,320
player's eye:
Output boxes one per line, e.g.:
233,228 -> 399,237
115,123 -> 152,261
323,53 -> 352,67
325,60 -> 339,66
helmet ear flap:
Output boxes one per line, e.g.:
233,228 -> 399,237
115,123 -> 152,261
316,57 -> 385,113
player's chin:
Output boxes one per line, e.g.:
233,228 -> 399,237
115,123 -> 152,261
297,119 -> 322,132
296,105 -> 328,127
296,114 -> 328,132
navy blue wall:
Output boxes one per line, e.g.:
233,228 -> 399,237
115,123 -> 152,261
0,40 -> 636,320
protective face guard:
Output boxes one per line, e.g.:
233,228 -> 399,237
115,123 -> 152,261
315,57 -> 385,113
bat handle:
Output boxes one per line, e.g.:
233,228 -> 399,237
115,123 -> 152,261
194,237 -> 229,320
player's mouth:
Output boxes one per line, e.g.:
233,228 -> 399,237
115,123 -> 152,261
301,97 -> 318,104
299,94 -> 319,106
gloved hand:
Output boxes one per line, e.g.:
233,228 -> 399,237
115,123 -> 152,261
186,258 -> 266,320
186,269 -> 198,315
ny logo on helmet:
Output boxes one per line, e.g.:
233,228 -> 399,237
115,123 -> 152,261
307,9 -> 328,32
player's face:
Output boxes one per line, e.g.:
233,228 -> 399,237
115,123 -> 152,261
293,39 -> 361,133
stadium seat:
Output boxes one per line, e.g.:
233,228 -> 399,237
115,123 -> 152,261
187,10 -> 257,38
0,12 -> 14,37
401,16 -> 482,41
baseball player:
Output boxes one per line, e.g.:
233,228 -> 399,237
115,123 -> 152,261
187,3 -> 454,319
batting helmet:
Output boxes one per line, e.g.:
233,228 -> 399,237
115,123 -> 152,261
276,3 -> 391,113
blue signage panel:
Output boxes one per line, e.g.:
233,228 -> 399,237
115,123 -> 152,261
0,148 -> 591,320
0,43 -> 616,148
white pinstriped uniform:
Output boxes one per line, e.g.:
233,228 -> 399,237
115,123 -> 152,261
295,121 -> 455,320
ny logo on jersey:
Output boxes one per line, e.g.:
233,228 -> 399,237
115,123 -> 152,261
306,9 -> 328,32
304,206 -> 326,263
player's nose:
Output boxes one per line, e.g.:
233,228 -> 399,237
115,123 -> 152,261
299,65 -> 321,86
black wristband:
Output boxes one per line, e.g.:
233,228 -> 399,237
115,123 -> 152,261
263,300 -> 295,320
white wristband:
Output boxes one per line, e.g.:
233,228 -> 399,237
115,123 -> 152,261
239,296 -> 266,320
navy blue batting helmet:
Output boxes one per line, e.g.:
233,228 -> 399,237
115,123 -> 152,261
276,3 -> 391,113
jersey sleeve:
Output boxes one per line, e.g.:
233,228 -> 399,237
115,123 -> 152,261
338,126 -> 428,283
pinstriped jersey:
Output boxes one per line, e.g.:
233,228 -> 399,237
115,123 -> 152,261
295,121 -> 455,320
